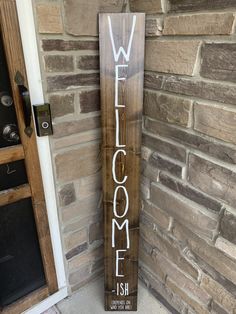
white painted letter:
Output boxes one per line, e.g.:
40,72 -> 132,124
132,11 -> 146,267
115,64 -> 128,108
115,109 -> 125,147
113,185 -> 129,218
116,249 -> 126,277
112,219 -> 130,249
124,283 -> 129,296
112,149 -> 128,184
108,15 -> 136,62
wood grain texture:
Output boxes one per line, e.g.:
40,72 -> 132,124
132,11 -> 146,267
1,287 -> 49,314
0,1 -> 58,312
0,184 -> 31,207
0,145 -> 24,165
99,13 -> 145,311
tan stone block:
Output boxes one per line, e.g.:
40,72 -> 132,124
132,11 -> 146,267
64,228 -> 87,251
49,93 -> 74,119
77,56 -> 99,71
150,248 -> 210,310
145,71 -> 236,105
47,73 -> 99,92
150,183 -> 218,240
215,237 -> 236,261
164,13 -> 235,35
64,0 -> 125,36
173,222 -> 236,285
194,102 -> 236,145
169,0 -> 236,13
142,160 -> 159,182
220,211 -> 236,245
55,142 -> 101,182
53,129 -> 102,151
159,172 -> 222,214
140,213 -> 198,280
150,152 -> 184,178
79,89 -> 100,114
69,264 -> 91,286
201,43 -> 236,83
146,18 -> 163,37
68,246 -> 103,271
139,247 -> 165,282
144,90 -> 192,127
36,4 -> 63,34
143,133 -> 186,163
139,266 -> 188,313
89,221 -> 103,244
63,214 -> 101,234
42,39 -> 99,52
44,55 -> 74,73
142,200 -> 170,230
53,115 -> 101,138
166,277 -> 210,314
200,274 -> 236,313
62,192 -> 102,223
145,117 -> 236,165
75,171 -> 102,199
188,154 -> 236,208
141,146 -> 152,162
130,0 -> 164,13
145,40 -> 200,76
211,301 -> 229,314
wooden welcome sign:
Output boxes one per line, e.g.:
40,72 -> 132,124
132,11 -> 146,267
99,13 -> 145,311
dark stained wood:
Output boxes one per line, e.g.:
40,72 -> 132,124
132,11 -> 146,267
0,145 -> 24,165
0,184 -> 31,207
99,13 -> 145,311
0,1 -> 58,312
1,286 -> 49,314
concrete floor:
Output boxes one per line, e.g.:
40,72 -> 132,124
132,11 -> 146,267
55,278 -> 170,314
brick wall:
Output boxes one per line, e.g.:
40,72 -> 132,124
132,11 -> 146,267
139,0 -> 236,313
33,0 -> 236,311
34,0 -> 106,293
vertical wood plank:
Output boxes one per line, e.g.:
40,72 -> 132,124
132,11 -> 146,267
99,13 -> 145,311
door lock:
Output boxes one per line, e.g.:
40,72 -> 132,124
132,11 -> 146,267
2,124 -> 20,143
0,92 -> 13,107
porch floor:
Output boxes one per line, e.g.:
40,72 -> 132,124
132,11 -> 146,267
48,278 -> 170,314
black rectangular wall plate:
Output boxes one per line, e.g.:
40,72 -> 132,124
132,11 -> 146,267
33,103 -> 53,137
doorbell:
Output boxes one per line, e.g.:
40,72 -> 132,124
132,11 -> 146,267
33,103 -> 53,137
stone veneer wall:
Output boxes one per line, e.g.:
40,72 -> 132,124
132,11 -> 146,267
33,0 -> 236,312
33,0 -> 105,293
139,1 -> 236,313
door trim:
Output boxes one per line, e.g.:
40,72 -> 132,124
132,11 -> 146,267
15,0 -> 68,312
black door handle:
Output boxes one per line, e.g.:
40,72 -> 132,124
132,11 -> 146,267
19,86 -> 31,127
15,71 -> 33,138
18,85 -> 33,138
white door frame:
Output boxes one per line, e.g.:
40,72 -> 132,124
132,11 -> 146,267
15,1 -> 68,313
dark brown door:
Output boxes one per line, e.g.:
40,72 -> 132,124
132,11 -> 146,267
0,1 -> 57,313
